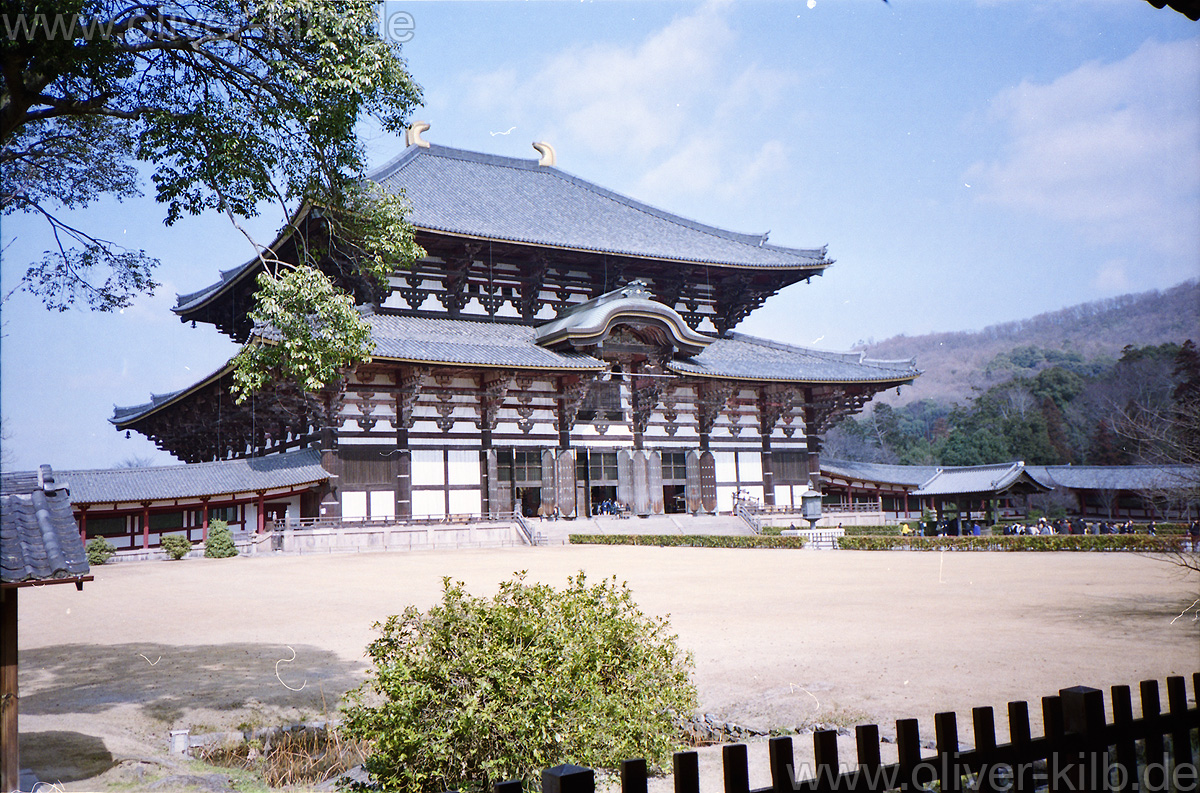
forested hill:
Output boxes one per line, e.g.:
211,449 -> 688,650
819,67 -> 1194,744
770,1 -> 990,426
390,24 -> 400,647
865,280 -> 1199,406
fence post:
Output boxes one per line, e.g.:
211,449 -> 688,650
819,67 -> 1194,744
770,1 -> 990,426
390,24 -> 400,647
1140,679 -> 1165,781
674,751 -> 699,793
896,718 -> 924,793
621,759 -> 647,793
769,735 -> 795,793
1109,686 -> 1136,793
856,723 -> 882,788
1043,696 -> 1065,793
935,712 -> 962,793
1009,701 -> 1033,793
972,706 -> 998,793
1059,686 -> 1106,793
813,729 -> 839,793
495,780 -> 523,793
723,743 -> 750,793
542,764 -> 595,793
1166,676 -> 1196,780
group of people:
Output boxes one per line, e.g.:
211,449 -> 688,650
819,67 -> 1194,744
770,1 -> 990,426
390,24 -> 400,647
592,500 -> 627,516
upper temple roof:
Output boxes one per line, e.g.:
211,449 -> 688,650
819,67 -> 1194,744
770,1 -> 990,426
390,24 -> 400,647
370,143 -> 832,269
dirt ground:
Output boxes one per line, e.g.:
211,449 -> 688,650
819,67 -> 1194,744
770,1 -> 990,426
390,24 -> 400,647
15,546 -> 1200,791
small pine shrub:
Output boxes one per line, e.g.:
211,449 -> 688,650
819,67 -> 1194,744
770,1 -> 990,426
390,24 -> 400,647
160,535 -> 192,560
86,537 -> 116,565
204,520 -> 238,558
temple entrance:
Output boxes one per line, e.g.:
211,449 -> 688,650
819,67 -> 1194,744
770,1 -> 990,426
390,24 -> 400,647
663,484 -> 686,514
516,487 -> 541,518
661,451 -> 687,514
590,485 -> 618,514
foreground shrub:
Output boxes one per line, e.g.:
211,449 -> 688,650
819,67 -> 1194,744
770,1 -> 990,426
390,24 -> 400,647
160,535 -> 192,560
569,534 -> 807,548
85,537 -> 116,565
204,520 -> 238,558
343,572 -> 697,793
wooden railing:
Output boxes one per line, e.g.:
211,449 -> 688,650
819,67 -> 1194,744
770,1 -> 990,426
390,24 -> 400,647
494,674 -> 1199,793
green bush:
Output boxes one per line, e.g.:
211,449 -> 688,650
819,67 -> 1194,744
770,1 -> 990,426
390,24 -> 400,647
85,537 -> 116,565
836,535 -> 1189,552
342,572 -> 697,793
204,520 -> 238,558
160,535 -> 192,560
841,525 -> 904,536
569,534 -> 807,549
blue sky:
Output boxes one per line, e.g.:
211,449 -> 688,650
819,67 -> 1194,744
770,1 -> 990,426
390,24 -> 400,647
2,0 -> 1198,471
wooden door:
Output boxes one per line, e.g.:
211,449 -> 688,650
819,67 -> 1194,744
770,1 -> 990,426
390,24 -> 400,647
685,450 -> 701,513
540,449 -> 556,517
617,450 -> 633,511
557,450 -> 576,519
648,451 -> 664,515
632,450 -> 650,516
700,450 -> 717,513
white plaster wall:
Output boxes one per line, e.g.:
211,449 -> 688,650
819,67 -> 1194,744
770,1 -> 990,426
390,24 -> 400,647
412,450 -> 444,486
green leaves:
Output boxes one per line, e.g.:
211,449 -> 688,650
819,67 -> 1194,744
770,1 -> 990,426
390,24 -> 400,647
231,266 -> 374,402
2,0 -> 422,383
343,572 -> 697,793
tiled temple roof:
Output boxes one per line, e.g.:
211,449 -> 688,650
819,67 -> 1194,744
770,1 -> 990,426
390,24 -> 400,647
62,449 -> 330,504
175,142 -> 833,316
911,462 -> 1055,497
366,313 -> 607,370
669,333 -> 919,384
1,466 -> 90,585
372,144 -> 832,269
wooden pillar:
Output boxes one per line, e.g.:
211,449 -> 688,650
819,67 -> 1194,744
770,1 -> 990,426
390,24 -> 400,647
1,587 -> 17,793
557,377 -> 571,450
903,491 -> 910,519
256,492 -> 266,533
201,499 -> 210,542
761,433 -> 775,507
79,508 -> 87,543
142,503 -> 151,549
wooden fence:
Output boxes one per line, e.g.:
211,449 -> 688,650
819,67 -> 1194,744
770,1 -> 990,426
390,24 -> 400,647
500,675 -> 1199,793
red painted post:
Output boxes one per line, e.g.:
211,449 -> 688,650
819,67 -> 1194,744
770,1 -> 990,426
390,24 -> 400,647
79,508 -> 87,543
142,503 -> 150,549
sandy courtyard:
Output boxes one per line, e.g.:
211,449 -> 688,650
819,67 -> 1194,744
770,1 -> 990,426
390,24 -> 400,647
14,546 -> 1200,788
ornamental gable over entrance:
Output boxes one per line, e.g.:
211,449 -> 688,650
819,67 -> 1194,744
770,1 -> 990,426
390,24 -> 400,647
115,125 -> 919,523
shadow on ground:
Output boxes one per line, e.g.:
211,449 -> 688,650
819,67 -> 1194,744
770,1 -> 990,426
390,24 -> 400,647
19,642 -> 365,724
19,730 -> 115,782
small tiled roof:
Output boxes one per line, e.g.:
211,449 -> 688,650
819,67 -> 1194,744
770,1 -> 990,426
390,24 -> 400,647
372,144 -> 833,269
62,449 -> 330,504
1,466 -> 90,584
912,462 -> 1054,497
366,313 -> 608,370
821,458 -> 940,487
1031,465 -> 1197,492
668,333 -> 920,384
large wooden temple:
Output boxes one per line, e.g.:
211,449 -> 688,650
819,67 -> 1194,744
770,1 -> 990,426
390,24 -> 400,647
113,125 -> 919,521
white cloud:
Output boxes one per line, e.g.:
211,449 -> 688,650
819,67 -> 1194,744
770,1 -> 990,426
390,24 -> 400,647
462,2 -> 798,204
967,38 -> 1200,258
